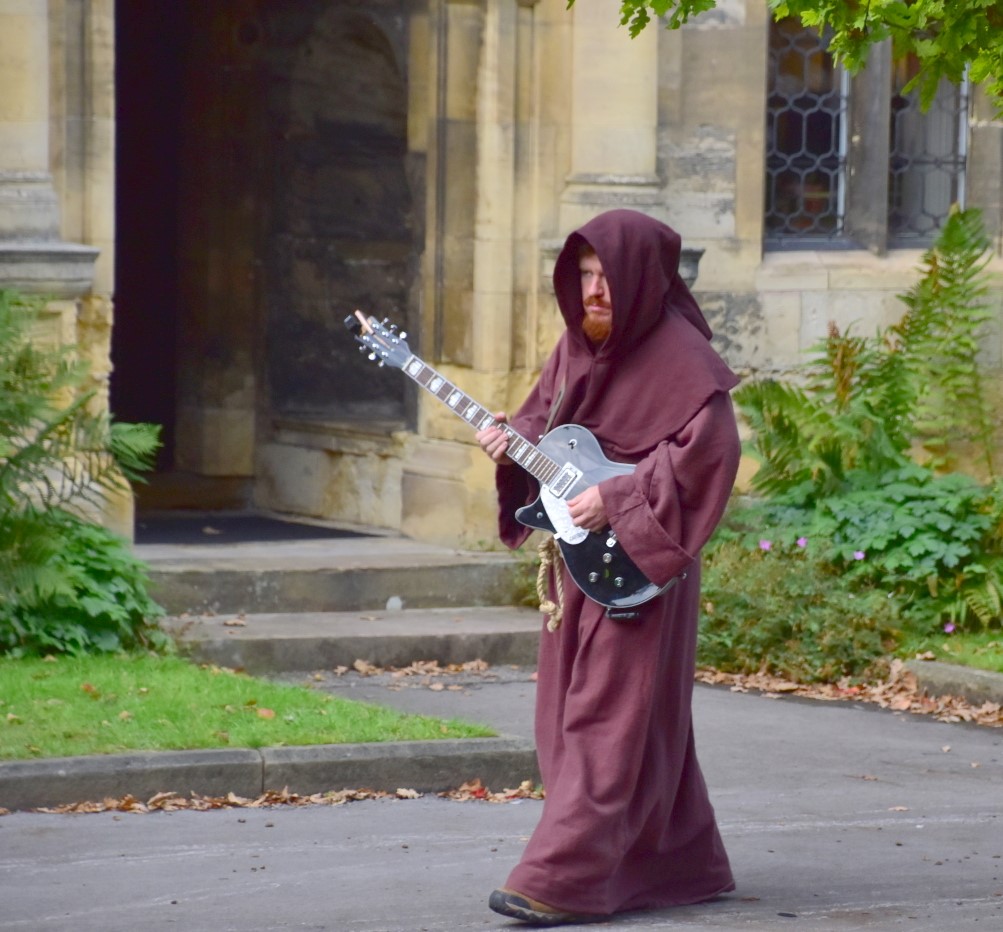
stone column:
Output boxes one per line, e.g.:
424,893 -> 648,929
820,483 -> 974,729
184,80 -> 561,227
0,0 -> 97,292
471,0 -> 517,373
559,0 -> 661,232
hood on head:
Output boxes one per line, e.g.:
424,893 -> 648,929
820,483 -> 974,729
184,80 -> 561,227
552,209 -> 712,357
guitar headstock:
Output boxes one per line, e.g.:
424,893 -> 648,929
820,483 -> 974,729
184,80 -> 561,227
344,310 -> 413,370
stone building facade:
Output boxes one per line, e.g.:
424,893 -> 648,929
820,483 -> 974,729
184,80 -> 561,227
3,0 -> 1001,547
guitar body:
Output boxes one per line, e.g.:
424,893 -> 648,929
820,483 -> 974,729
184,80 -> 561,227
514,424 -> 675,610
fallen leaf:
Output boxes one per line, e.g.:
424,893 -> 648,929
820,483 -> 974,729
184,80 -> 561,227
223,617 -> 247,627
693,667 -> 1002,728
257,708 -> 276,719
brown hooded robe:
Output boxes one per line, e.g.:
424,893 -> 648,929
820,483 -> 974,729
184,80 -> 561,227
496,210 -> 740,916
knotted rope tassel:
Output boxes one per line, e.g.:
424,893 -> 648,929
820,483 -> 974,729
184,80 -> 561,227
536,535 -> 565,632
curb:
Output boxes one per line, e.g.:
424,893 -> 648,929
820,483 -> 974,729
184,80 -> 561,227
905,659 -> 1003,707
0,736 -> 539,813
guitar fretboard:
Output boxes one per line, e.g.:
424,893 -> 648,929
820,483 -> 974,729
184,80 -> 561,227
403,354 -> 574,493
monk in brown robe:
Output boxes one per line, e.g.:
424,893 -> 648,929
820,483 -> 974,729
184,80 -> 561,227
477,209 -> 741,926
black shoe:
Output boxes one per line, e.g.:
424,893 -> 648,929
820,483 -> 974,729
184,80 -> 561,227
488,888 -> 606,926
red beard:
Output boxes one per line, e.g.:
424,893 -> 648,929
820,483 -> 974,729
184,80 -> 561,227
582,311 -> 612,344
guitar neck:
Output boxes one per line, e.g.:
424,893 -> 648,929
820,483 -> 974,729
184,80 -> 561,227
402,353 -> 564,489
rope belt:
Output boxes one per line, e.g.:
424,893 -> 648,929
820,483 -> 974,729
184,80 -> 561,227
536,535 -> 565,632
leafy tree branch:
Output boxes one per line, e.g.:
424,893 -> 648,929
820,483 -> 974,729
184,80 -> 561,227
571,0 -> 1003,109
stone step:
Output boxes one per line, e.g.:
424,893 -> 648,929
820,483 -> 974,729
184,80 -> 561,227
163,605 -> 543,674
138,535 -> 527,616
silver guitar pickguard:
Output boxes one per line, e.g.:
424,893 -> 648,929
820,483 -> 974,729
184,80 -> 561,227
540,485 -> 588,544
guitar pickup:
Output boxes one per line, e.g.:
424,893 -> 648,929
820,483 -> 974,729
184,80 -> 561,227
548,464 -> 582,498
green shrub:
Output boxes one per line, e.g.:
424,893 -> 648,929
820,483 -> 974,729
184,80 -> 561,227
0,289 -> 163,656
0,510 -> 168,656
699,537 -> 900,683
732,207 -> 1003,645
810,466 -> 1003,631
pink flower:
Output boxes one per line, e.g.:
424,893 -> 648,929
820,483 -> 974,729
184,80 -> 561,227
759,539 -> 772,551
796,537 -> 808,548
943,623 -> 955,634
853,551 -> 866,561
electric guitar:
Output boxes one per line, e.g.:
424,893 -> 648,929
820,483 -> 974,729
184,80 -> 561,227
345,311 -> 678,612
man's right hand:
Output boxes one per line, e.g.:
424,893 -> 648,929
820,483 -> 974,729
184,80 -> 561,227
476,412 -> 514,465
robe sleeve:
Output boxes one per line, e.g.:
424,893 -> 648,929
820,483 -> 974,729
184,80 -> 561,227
596,391 -> 740,587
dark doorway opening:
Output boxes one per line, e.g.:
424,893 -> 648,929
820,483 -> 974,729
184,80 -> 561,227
111,3 -> 185,470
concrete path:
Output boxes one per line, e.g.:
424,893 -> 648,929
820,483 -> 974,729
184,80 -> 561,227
2,678 -> 1001,931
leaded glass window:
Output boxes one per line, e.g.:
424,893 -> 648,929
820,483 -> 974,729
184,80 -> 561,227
889,58 -> 970,246
765,19 -> 847,246
764,19 -> 970,251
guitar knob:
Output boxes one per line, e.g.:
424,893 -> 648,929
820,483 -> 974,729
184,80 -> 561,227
606,536 -> 616,548
602,552 -> 613,564
588,572 -> 599,583
614,577 -> 625,588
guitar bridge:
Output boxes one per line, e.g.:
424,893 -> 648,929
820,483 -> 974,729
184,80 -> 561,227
548,463 -> 582,498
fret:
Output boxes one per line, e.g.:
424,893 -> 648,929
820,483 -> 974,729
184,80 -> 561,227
402,351 -> 563,488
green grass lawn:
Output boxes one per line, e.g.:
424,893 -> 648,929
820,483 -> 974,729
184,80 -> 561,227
0,654 -> 495,761
897,629 -> 1003,675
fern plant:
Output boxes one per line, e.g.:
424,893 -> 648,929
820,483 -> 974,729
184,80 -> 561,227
0,290 -> 163,655
892,206 -> 997,475
737,208 -> 998,500
735,323 -> 913,505
732,208 -> 1003,637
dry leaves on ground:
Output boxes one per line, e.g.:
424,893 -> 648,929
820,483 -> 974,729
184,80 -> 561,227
696,659 -> 1003,728
439,778 -> 544,804
28,779 -> 544,816
337,659 -> 492,679
35,786 -> 422,815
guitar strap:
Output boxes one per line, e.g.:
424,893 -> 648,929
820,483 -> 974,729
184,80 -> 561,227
542,359 -> 567,438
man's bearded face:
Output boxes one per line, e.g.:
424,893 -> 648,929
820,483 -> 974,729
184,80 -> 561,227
579,248 -> 612,344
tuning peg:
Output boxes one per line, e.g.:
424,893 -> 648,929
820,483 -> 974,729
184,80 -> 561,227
368,353 -> 377,361
399,331 -> 408,340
